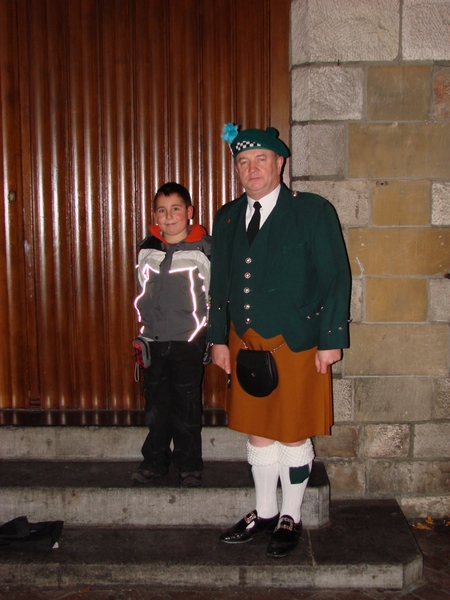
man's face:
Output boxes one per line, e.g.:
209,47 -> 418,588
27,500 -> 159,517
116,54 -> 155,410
234,149 -> 284,200
153,193 -> 194,244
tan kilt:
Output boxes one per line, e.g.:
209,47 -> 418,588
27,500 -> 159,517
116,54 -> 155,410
227,324 -> 333,443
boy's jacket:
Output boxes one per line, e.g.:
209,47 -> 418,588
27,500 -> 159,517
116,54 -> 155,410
207,184 -> 351,352
135,224 -> 211,342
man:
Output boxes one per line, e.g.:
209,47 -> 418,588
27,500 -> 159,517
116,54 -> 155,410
207,126 -> 351,558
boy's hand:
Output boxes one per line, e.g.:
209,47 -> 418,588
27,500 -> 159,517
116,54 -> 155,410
315,349 -> 342,374
211,344 -> 231,374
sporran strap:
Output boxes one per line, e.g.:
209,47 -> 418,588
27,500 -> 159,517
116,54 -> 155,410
239,337 -> 286,354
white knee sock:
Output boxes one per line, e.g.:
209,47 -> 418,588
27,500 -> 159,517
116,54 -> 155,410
278,439 -> 315,524
247,441 -> 279,519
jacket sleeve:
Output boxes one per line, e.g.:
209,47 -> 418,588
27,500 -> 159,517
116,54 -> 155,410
310,200 -> 351,350
207,208 -> 231,344
198,235 -> 212,305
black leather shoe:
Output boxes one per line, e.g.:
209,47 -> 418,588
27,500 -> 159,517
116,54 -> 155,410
267,515 -> 302,558
219,510 -> 279,544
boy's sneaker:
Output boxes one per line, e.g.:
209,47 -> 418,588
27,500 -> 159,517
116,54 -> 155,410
180,471 -> 202,487
131,468 -> 168,484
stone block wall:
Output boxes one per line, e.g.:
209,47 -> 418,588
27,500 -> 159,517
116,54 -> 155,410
290,0 -> 450,518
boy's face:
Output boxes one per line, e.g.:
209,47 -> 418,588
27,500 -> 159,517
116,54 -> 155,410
153,193 -> 193,244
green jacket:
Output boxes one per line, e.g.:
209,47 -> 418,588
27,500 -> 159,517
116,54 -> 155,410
207,184 -> 351,352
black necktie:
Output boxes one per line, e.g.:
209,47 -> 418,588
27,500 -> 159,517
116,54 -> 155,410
247,201 -> 261,245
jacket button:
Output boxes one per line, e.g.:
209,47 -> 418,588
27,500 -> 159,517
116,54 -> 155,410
245,318 -> 251,324
244,287 -> 250,293
244,304 -> 250,310
245,257 -> 252,264
244,272 -> 251,279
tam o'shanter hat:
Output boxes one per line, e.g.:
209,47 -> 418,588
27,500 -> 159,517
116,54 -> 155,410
221,123 -> 290,158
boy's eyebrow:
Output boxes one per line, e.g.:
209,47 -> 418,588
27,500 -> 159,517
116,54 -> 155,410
155,201 -> 185,209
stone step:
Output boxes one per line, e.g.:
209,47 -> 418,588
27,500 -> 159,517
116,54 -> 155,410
1,423 -> 246,461
0,500 -> 423,591
0,460 -> 330,528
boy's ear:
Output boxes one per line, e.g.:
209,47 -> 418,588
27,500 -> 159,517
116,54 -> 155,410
187,205 -> 194,220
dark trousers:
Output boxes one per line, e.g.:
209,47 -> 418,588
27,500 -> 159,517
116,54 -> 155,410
140,335 -> 206,475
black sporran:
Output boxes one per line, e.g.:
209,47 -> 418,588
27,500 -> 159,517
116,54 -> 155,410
235,349 -> 278,397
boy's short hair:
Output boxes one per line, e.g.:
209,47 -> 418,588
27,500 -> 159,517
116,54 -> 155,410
153,182 -> 192,210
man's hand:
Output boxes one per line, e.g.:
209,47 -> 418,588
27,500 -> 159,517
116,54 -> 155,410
315,349 -> 342,374
211,344 -> 231,374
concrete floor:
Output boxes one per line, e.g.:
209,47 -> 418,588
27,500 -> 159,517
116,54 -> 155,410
0,516 -> 448,599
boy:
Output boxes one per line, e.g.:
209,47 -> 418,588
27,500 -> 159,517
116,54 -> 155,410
132,182 -> 211,487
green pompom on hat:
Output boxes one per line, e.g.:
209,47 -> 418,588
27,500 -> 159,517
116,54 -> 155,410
230,127 -> 290,158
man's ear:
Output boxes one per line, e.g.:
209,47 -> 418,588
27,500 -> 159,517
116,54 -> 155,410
277,155 -> 285,174
187,205 -> 194,220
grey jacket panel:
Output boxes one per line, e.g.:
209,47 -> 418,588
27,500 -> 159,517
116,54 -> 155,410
135,236 -> 211,342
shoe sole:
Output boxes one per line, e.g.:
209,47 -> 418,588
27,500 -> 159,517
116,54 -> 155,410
131,472 -> 166,484
180,477 -> 202,488
220,530 -> 275,544
220,537 -> 254,544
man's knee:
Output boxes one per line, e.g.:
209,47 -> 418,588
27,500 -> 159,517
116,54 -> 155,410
248,434 -> 275,447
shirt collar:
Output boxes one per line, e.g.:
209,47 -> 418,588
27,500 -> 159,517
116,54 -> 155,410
246,184 -> 281,227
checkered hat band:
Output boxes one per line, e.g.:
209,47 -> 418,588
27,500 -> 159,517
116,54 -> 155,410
235,141 -> 262,151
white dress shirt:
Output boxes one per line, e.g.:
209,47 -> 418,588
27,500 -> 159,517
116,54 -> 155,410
245,184 -> 281,229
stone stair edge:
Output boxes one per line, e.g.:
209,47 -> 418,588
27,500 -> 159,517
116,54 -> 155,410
0,500 -> 423,591
0,460 -> 330,528
0,560 -> 421,591
0,425 -> 247,461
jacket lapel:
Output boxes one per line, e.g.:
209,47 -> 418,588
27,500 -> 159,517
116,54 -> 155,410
225,196 -> 247,264
264,184 -> 293,273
